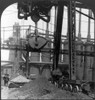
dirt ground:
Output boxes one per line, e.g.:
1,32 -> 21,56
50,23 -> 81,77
1,76 -> 94,100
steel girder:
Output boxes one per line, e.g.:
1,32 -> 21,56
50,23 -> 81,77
68,0 -> 76,80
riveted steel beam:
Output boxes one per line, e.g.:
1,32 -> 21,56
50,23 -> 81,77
68,0 -> 76,80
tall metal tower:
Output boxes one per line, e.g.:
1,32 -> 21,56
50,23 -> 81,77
9,23 -> 21,78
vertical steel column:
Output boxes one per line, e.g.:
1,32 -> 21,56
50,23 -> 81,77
26,26 -> 31,77
53,2 -> 64,70
78,8 -> 81,36
92,16 -> 95,92
0,14 -> 1,98
87,10 -> 91,41
68,0 -> 76,80
26,47 -> 29,76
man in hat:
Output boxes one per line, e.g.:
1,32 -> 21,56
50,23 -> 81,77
3,74 -> 9,86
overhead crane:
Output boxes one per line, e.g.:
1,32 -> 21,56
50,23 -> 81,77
0,0 -> 95,93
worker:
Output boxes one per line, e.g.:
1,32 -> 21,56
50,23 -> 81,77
3,74 -> 9,86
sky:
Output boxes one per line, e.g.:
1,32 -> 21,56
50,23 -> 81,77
1,3 -> 95,61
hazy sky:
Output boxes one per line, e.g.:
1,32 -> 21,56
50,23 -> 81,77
1,3 -> 95,61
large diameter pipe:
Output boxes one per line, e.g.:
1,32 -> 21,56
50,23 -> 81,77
53,2 -> 64,70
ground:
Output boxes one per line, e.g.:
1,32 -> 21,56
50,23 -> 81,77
1,86 -> 9,99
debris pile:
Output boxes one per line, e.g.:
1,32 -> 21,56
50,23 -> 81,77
10,75 -> 30,83
8,75 -> 30,88
8,76 -> 93,99
18,76 -> 58,99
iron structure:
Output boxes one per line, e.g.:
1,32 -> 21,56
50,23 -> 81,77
0,0 -> 95,94
53,2 -> 64,70
68,0 -> 76,80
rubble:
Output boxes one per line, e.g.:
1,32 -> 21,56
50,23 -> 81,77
10,75 -> 30,83
8,76 -> 93,99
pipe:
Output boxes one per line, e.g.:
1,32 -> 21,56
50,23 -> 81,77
78,8 -> 81,40
87,10 -> 91,42
53,2 -> 64,70
0,13 -> 1,99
